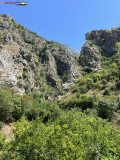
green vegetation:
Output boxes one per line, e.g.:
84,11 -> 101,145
2,17 -> 120,159
12,34 -> 16,42
61,42 -> 120,123
0,90 -> 23,122
0,89 -> 59,123
1,111 -> 120,160
1,44 -> 120,158
17,82 -> 23,88
59,94 -> 94,111
34,59 -> 39,66
25,39 -> 35,45
103,88 -> 110,95
23,66 -> 29,79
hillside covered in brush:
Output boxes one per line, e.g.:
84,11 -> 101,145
1,14 -> 120,160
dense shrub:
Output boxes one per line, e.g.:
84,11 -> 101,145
0,90 -> 58,123
0,90 -> 23,122
17,81 -> 23,88
73,77 -> 93,93
24,39 -> 34,44
59,94 -> 94,111
28,92 -> 44,103
22,94 -> 61,121
23,66 -> 29,79
110,84 -> 116,91
79,85 -> 88,93
103,88 -> 110,95
24,84 -> 31,94
2,111 -> 120,160
84,67 -> 93,73
97,99 -> 117,120
79,94 -> 94,110
101,79 -> 107,85
84,78 -> 93,89
59,96 -> 79,109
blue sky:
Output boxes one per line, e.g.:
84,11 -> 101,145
0,0 -> 120,51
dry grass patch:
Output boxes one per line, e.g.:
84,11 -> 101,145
0,124 -> 15,141
2,45 -> 20,55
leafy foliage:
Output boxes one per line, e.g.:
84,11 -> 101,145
97,99 -> 118,120
0,90 -> 60,123
59,94 -> 94,111
1,111 -> 120,160
0,90 -> 23,122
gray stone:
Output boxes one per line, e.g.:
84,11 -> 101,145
79,40 -> 102,71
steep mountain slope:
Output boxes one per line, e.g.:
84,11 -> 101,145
55,41 -> 80,57
60,27 -> 120,123
0,14 -> 80,95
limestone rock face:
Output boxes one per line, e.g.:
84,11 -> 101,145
79,41 -> 102,71
0,46 -> 25,94
85,28 -> 120,57
0,14 -> 80,94
19,47 -> 32,62
39,44 -> 79,89
79,27 -> 120,70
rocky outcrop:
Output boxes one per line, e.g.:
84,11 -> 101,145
39,44 -> 79,90
85,29 -> 120,57
79,27 -> 120,70
0,45 -> 25,94
79,41 -> 102,71
0,14 -> 80,94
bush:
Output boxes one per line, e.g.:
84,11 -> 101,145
85,78 -> 93,89
103,88 -> 110,95
97,99 -> 117,120
25,39 -> 33,44
59,96 -> 80,109
0,90 -> 23,122
79,85 -> 88,94
110,84 -> 116,91
24,84 -> 31,94
84,67 -> 93,73
23,67 -> 29,79
22,94 -> 61,122
34,59 -> 39,66
76,77 -> 93,89
17,82 -> 23,88
101,79 -> 107,85
28,92 -> 44,103
79,94 -> 94,110
59,94 -> 94,111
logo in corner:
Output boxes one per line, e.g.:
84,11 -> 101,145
1,1 -> 28,5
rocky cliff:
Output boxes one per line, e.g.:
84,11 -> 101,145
0,14 -> 80,95
79,27 -> 120,71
